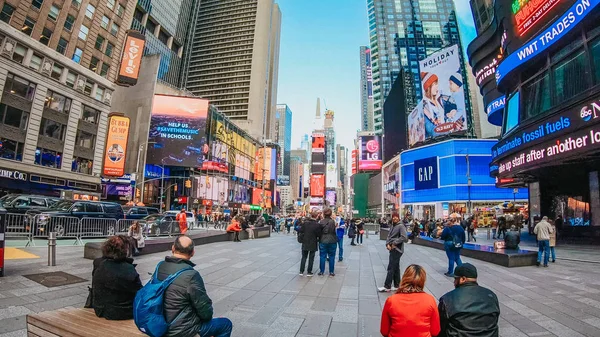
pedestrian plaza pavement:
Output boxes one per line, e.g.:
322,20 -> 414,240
1,233 -> 600,337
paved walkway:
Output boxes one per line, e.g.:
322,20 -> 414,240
1,233 -> 600,336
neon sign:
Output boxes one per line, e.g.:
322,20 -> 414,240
513,0 -> 562,36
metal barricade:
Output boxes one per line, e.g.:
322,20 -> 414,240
116,219 -> 146,235
80,218 -> 117,242
31,215 -> 80,245
4,213 -> 33,239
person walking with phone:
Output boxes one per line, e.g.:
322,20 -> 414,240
440,218 -> 465,277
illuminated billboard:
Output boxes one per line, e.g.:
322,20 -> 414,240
326,164 -> 337,188
103,115 -> 130,177
325,190 -> 336,206
351,150 -> 357,174
382,157 -> 400,209
312,133 -> 325,153
310,174 -> 325,197
117,31 -> 145,86
358,135 -> 382,171
252,189 -> 272,208
513,0 -> 562,36
409,45 -> 468,146
147,95 -> 209,167
194,176 -> 228,202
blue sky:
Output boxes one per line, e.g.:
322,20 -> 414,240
276,0 -> 476,152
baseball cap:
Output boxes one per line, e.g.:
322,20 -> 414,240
454,263 -> 477,278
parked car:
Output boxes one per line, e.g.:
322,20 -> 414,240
142,214 -> 179,236
2,195 -> 60,214
35,201 -> 124,237
122,206 -> 160,219
164,210 -> 195,228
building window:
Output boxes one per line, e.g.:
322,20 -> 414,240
95,86 -> 104,101
72,48 -> 83,63
39,118 -> 66,140
158,29 -> 169,45
29,53 -> 43,71
117,4 -> 125,17
145,19 -> 156,34
133,8 -> 144,22
107,0 -> 115,10
51,63 -> 64,81
89,56 -> 99,72
72,0 -> 82,8
64,14 -> 75,31
84,79 -> 93,95
35,148 -> 62,169
76,130 -> 95,148
78,25 -> 89,40
95,35 -> 104,50
22,17 -> 35,36
552,49 -> 588,106
0,138 -> 24,161
72,157 -> 93,174
12,44 -> 26,63
101,15 -> 109,29
85,4 -> 95,19
66,71 -> 77,88
171,41 -> 180,54
31,0 -> 43,10
45,91 -> 72,113
105,42 -> 114,57
0,103 -> 29,130
0,3 -> 15,24
100,63 -> 109,78
110,22 -> 119,36
39,27 -> 52,45
5,74 -> 36,100
56,37 -> 68,55
593,37 -> 600,84
48,5 -> 60,21
81,106 -> 99,124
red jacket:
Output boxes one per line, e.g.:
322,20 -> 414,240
380,292 -> 440,337
226,221 -> 241,232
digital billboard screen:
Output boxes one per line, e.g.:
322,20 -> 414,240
310,174 -> 325,197
312,134 -> 325,153
147,95 -> 209,167
408,45 -> 468,146
358,135 -> 382,170
103,115 -> 130,177
325,190 -> 336,206
382,158 -> 400,208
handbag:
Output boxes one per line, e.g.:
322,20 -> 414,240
359,230 -> 365,235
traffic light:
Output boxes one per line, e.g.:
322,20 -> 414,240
174,184 -> 178,192
185,180 -> 192,188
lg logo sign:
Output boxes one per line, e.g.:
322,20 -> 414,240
365,139 -> 379,160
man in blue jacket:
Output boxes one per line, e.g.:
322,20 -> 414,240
440,218 -> 466,277
336,217 -> 345,262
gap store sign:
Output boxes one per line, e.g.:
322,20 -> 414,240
401,140 -> 528,203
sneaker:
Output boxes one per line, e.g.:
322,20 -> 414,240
317,272 -> 324,276
338,258 -> 343,262
552,260 -> 556,263
444,272 -> 454,277
360,243 -> 363,246
330,273 -> 335,277
307,273 -> 314,277
543,264 -> 548,267
378,287 -> 391,292
391,286 -> 398,291
536,261 -> 540,267
299,272 -> 304,276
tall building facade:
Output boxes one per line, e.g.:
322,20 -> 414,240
184,0 -> 282,141
275,103 -> 292,178
367,0 -> 471,133
0,0 -> 136,197
130,0 -> 198,87
324,110 -> 335,164
359,46 -> 374,131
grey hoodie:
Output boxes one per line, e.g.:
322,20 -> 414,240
386,222 -> 408,253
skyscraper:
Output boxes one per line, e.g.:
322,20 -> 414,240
184,0 -> 282,141
130,0 -> 198,87
359,46 -> 374,131
367,0 -> 471,134
275,104 -> 292,178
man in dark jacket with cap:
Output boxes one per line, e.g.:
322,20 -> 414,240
157,236 -> 232,337
378,213 -> 407,292
438,263 -> 500,337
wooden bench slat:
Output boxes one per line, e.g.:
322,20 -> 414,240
26,324 -> 57,337
52,309 -> 144,335
27,315 -> 81,337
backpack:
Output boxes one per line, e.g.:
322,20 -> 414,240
133,262 -> 193,337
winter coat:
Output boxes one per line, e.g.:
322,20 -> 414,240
90,257 -> 142,320
226,220 -> 241,232
534,220 -> 554,241
299,218 -> 321,251
157,257 -> 214,337
438,282 -> 500,337
319,217 -> 338,244
549,225 -> 557,247
128,225 -> 145,248
348,223 -> 356,238
386,222 -> 408,253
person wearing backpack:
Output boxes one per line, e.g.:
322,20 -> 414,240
149,236 -> 232,337
440,218 -> 466,277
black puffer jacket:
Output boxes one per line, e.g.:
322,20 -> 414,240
438,282 -> 500,337
157,257 -> 214,337
319,218 -> 338,244
91,257 -> 142,320
299,218 -> 321,251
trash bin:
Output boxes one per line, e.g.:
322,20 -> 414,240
0,207 -> 6,277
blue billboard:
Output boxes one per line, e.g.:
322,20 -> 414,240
401,140 -> 528,203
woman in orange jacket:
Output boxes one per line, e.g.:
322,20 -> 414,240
380,264 -> 440,337
226,216 -> 242,242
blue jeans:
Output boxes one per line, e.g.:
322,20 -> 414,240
492,228 -> 497,239
550,246 -> 556,261
538,240 -> 550,265
337,236 -> 344,260
319,242 -> 337,274
444,243 -> 463,274
199,317 -> 233,337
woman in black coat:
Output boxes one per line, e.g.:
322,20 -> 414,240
348,219 -> 357,246
87,235 -> 142,320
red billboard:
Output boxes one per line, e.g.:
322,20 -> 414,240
312,133 -> 325,153
351,150 -> 357,174
358,136 -> 382,171
310,174 -> 325,197
252,189 -> 272,208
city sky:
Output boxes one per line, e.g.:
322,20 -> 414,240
276,0 -> 477,152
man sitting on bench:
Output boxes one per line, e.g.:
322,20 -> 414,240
156,236 -> 233,337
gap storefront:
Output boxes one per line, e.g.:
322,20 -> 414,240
401,139 -> 528,222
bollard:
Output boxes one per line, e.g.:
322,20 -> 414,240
48,232 -> 56,266
487,228 -> 491,240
